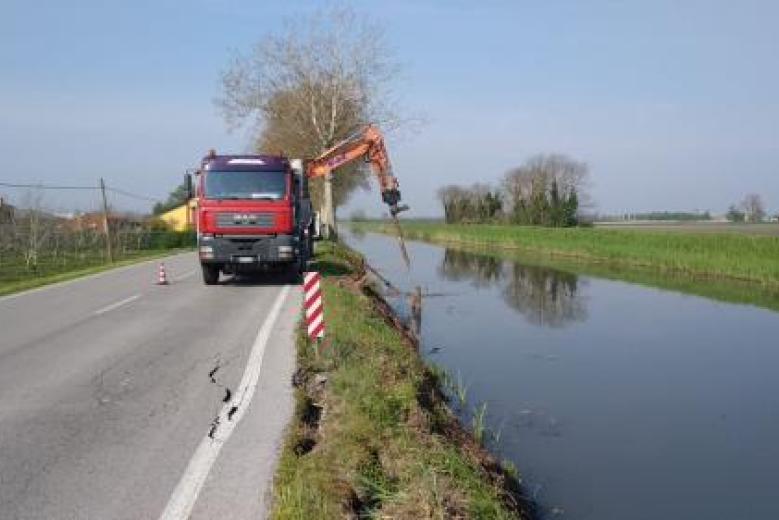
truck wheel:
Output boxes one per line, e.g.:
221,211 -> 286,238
201,264 -> 220,285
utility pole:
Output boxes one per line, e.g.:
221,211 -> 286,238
99,178 -> 113,263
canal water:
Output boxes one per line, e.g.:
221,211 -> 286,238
342,229 -> 779,520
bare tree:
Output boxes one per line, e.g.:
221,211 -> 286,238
217,6 -> 401,238
741,193 -> 766,223
255,85 -> 370,213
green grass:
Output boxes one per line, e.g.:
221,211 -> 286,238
356,221 -> 779,287
0,249 -> 191,297
271,242 -> 526,519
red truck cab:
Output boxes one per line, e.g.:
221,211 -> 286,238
195,153 -> 312,284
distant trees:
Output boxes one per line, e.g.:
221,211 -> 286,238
726,205 -> 746,223
438,154 -> 588,227
634,211 -> 711,221
726,194 -> 766,223
594,211 -> 712,222
502,154 -> 586,227
437,184 -> 502,224
741,193 -> 766,223
153,179 -> 190,215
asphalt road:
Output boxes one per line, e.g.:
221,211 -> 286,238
0,253 -> 299,520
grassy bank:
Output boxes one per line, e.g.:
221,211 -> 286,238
272,242 -> 528,519
356,221 -> 779,287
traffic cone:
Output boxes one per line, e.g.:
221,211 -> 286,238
157,263 -> 169,285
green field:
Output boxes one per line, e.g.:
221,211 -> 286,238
272,242 -> 526,519
0,231 -> 195,296
353,220 -> 779,287
595,221 -> 779,236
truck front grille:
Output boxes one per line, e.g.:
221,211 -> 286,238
216,212 -> 275,228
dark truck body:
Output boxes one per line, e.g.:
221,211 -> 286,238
196,153 -> 313,284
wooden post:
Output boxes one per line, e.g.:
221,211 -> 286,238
410,285 -> 422,345
99,178 -> 113,263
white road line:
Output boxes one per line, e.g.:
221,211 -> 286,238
158,284 -> 291,520
93,294 -> 142,315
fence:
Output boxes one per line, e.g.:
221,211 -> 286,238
0,179 -> 194,286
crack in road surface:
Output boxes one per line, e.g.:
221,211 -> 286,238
206,358 -> 235,438
227,406 -> 238,420
158,285 -> 291,520
207,417 -> 220,440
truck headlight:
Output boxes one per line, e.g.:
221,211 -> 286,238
278,245 -> 293,259
199,245 -> 214,259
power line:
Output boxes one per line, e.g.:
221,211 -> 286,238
0,181 -> 98,190
0,180 -> 160,202
106,187 -> 159,202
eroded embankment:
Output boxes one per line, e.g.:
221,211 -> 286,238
271,242 -> 531,519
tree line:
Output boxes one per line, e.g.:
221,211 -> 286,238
152,179 -> 190,215
437,153 -> 587,227
726,194 -> 767,223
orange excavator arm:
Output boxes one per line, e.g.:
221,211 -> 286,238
306,125 -> 408,217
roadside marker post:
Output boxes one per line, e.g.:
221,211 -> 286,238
303,272 -> 325,343
157,263 -> 169,285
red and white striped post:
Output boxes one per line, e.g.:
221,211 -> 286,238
303,272 -> 325,340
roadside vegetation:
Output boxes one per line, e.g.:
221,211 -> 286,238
272,242 -> 528,519
0,225 -> 194,296
354,220 -> 779,287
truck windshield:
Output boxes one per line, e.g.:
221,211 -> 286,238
204,170 -> 287,200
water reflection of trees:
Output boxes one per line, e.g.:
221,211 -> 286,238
439,248 -> 587,328
502,263 -> 587,327
438,248 -> 504,288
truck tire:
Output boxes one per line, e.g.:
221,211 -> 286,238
201,264 -> 220,285
288,258 -> 303,284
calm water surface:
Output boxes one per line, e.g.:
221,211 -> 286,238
343,230 -> 779,520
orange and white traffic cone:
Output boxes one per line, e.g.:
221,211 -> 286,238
157,263 -> 169,285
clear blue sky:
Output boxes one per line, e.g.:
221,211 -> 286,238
1,0 -> 777,216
